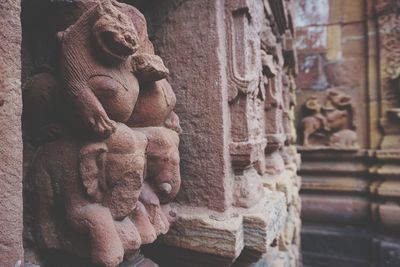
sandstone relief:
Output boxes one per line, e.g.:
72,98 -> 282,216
23,1 -> 180,266
299,89 -> 359,149
377,2 -> 400,121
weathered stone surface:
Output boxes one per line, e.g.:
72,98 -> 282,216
22,1 -> 181,266
0,0 -> 300,266
0,0 -> 24,266
161,207 -> 245,259
161,190 -> 287,259
301,176 -> 369,193
302,195 -> 370,225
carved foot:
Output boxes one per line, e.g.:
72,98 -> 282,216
91,237 -> 124,267
132,201 -> 157,244
114,217 -> 142,254
139,183 -> 170,235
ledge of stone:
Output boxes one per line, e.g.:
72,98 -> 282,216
161,190 -> 287,261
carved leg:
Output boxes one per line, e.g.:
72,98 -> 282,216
131,201 -> 157,245
114,217 -> 141,255
139,183 -> 170,236
68,204 -> 124,267
303,130 -> 311,147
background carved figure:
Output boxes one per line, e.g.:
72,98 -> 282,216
298,89 -> 358,149
300,96 -> 329,147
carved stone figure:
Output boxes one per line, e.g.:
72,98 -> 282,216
300,96 -> 329,147
32,123 -> 146,267
323,89 -> 356,131
58,1 -> 140,137
299,89 -> 358,148
138,127 -> 181,204
24,1 -> 181,266
329,129 -> 359,149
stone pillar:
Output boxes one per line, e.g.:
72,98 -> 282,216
369,1 -> 400,266
0,1 -> 24,266
140,0 -> 301,266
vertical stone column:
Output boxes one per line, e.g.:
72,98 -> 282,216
0,0 -> 24,266
141,0 -> 300,266
148,0 -> 233,213
369,1 -> 400,265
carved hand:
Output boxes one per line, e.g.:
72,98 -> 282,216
75,89 -> 116,138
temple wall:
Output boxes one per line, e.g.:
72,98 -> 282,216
0,0 -> 301,266
296,0 -> 400,266
139,0 -> 301,266
0,0 -> 24,266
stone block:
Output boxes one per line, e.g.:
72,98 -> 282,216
378,239 -> 400,267
342,33 -> 365,58
374,203 -> 400,230
327,25 -> 342,60
329,0 -> 344,24
161,190 -> 287,259
324,59 -> 364,87
301,194 -> 370,224
342,0 -> 365,23
161,207 -> 245,259
301,176 -> 369,193
342,22 -> 364,38
376,181 -> 400,198
302,225 -> 373,265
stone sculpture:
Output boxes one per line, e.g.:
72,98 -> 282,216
299,89 -> 358,148
24,1 -> 181,266
300,96 -> 330,147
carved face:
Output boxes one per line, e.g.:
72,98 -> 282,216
327,90 -> 352,108
305,97 -> 321,113
144,128 -> 181,204
80,124 -> 147,219
93,1 -> 139,61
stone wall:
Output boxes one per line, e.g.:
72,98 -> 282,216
137,0 -> 302,266
0,0 -> 301,266
0,1 -> 24,266
295,0 -> 400,266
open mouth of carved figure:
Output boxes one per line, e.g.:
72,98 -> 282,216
100,31 -> 138,59
340,96 -> 351,104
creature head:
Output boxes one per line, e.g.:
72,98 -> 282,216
324,89 -> 352,110
144,128 -> 181,204
304,96 -> 321,114
93,0 -> 139,61
79,123 -> 147,219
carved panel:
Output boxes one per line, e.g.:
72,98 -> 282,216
226,0 -> 266,170
298,89 -> 359,149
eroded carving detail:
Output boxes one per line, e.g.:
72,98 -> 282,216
24,1 -> 180,266
299,89 -> 359,149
